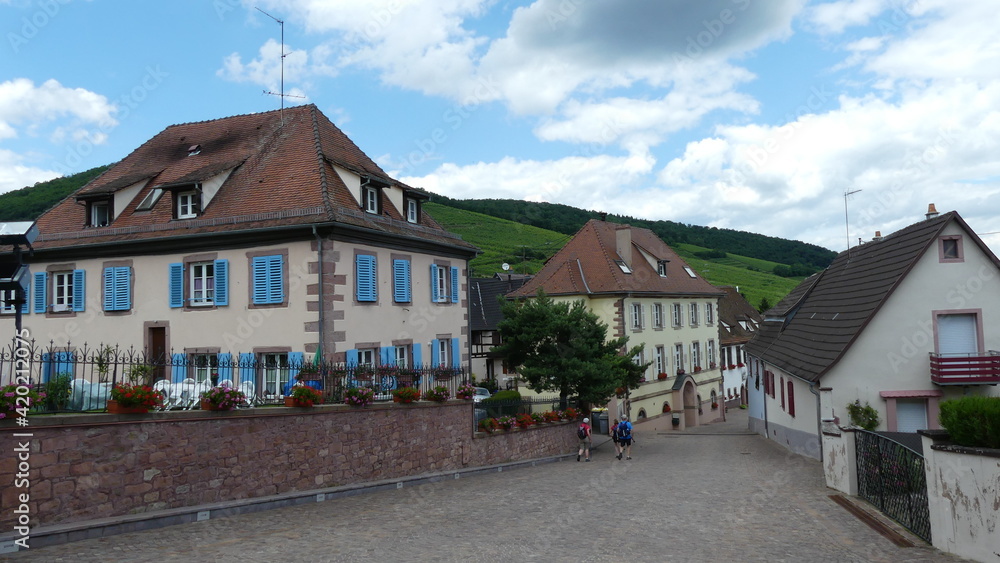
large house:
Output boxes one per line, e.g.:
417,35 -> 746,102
0,105 -> 478,397
744,206 -> 1000,459
508,219 -> 726,429
717,286 -> 761,406
468,274 -> 529,389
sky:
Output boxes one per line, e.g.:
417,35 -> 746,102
2,0 -> 1000,253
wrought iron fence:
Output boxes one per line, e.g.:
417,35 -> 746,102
854,430 -> 931,543
473,396 -> 580,430
0,338 -> 469,413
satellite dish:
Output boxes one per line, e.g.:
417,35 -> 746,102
501,263 -> 510,271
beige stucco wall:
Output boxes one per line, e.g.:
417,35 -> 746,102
823,221 -> 1000,430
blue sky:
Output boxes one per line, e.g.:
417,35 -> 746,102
2,0 -> 999,252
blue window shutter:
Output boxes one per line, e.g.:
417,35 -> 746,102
380,346 -> 393,366
114,267 -> 131,310
252,255 -> 284,304
171,353 -> 187,383
213,259 -> 229,306
238,353 -> 256,386
168,263 -> 184,308
252,256 -> 268,304
33,272 -> 47,313
286,352 -> 305,395
102,267 -> 114,311
431,339 -> 439,367
393,259 -> 411,303
346,349 -> 358,367
430,264 -> 439,302
412,344 -> 422,368
72,269 -> 86,312
41,352 -> 52,383
450,267 -> 459,303
451,337 -> 460,368
55,351 -> 75,379
268,255 -> 284,303
217,353 -> 233,381
356,255 -> 376,302
21,275 -> 29,314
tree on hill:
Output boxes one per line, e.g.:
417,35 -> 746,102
758,297 -> 773,313
0,165 -> 110,222
495,290 -> 648,407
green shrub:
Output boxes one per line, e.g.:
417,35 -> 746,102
481,389 -> 521,417
939,396 -> 1000,449
44,374 -> 73,411
846,400 -> 880,430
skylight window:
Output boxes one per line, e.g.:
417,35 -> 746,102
683,267 -> 697,278
136,188 -> 164,211
615,260 -> 632,274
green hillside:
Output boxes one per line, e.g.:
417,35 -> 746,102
0,165 -> 109,222
426,203 -> 800,310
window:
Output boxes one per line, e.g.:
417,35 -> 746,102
52,272 -> 74,312
436,339 -> 449,367
406,199 -> 419,223
0,289 -> 16,314
364,187 -> 379,214
176,190 -> 199,219
780,376 -> 786,410
251,255 -> 284,305
103,267 -> 131,312
652,303 -> 663,328
632,350 -> 645,378
939,236 -> 963,262
692,341 -> 701,369
707,340 -> 716,367
192,353 -> 219,384
356,254 -> 377,302
430,264 -> 459,303
394,345 -> 409,368
787,380 -> 795,417
136,188 -> 163,211
614,260 -> 632,274
169,260 -> 229,308
655,346 -> 665,374
672,303 -> 682,327
706,303 -> 714,325
631,303 -> 643,330
683,266 -> 697,278
90,201 -> 110,227
657,260 -> 668,277
261,353 -> 289,397
674,344 -> 683,373
34,270 -> 86,313
689,303 -> 699,326
392,259 -> 411,303
358,348 -> 376,366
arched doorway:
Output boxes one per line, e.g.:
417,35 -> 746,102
682,377 -> 698,427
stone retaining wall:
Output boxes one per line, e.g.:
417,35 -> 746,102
0,402 -> 578,530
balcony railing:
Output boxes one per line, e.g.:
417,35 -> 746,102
929,351 -> 1000,385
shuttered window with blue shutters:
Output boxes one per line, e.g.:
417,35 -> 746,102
72,269 -> 86,312
213,259 -> 229,306
392,259 -> 411,303
33,272 -> 47,313
103,267 -> 131,311
450,267 -> 459,303
252,255 -> 284,305
356,254 -> 377,302
168,263 -> 184,308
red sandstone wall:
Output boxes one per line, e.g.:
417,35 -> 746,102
0,402 -> 578,530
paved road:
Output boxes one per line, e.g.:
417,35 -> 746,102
2,410 -> 965,562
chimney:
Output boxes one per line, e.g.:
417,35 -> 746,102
926,203 -> 939,220
872,230 -> 883,242
615,225 -> 632,267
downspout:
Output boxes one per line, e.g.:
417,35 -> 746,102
312,225 -> 324,363
808,380 -> 822,462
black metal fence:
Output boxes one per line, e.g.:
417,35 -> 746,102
0,339 -> 470,413
473,396 -> 580,430
855,430 -> 931,543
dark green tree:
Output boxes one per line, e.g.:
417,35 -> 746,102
758,296 -> 773,313
495,290 -> 648,407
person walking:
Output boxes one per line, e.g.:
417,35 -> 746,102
616,416 -> 633,460
577,417 -> 592,462
610,418 -> 622,458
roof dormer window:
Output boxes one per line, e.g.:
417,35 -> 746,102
176,190 -> 200,219
187,144 -> 201,156
88,200 -> 110,227
406,198 -> 419,223
683,266 -> 697,278
364,186 -> 380,214
615,260 -> 632,274
657,259 -> 669,277
136,188 -> 164,211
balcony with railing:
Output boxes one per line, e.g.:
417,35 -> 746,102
929,351 -> 1000,385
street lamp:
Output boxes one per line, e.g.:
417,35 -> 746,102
0,221 -> 39,336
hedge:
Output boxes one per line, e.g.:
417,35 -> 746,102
938,396 -> 1000,449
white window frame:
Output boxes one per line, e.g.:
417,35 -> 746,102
437,339 -> 450,367
0,289 -> 15,314
657,260 -> 667,277
672,303 -> 682,327
692,341 -> 701,370
52,271 -> 73,312
435,267 -> 448,303
91,202 -> 110,227
190,262 -> 215,306
655,346 -> 664,374
707,340 -> 716,367
653,303 -> 663,328
689,303 -> 699,327
394,345 -> 409,368
406,199 -> 418,223
631,303 -> 643,330
359,348 -> 377,367
674,344 -> 683,373
192,353 -> 218,384
177,191 -> 198,219
364,187 -> 379,214
262,352 -> 289,397
706,303 -> 714,325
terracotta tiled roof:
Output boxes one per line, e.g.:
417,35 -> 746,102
744,211 -> 998,382
717,286 -> 762,345
508,219 -> 723,298
30,104 -> 474,254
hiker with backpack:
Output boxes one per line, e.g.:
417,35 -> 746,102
610,418 -> 622,458
616,416 -> 633,460
577,417 -> 592,462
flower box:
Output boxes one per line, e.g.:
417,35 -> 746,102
284,397 -> 321,408
107,399 -> 149,415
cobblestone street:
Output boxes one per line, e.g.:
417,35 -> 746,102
2,410 -> 966,562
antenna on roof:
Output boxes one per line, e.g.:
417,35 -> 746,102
844,189 -> 862,257
256,7 -> 304,124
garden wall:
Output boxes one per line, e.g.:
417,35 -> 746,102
0,401 -> 578,532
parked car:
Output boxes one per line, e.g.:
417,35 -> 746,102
473,387 -> 491,402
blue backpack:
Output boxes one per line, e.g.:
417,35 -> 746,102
617,421 -> 631,440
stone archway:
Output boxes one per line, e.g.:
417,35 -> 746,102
683,378 -> 698,428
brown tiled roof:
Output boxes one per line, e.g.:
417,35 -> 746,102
744,211 -> 997,382
508,219 -> 723,298
470,277 -> 530,331
31,104 -> 474,254
717,286 -> 762,345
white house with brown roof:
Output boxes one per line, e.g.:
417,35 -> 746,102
508,219 -> 726,429
0,105 -> 477,396
745,207 -> 1000,459
717,286 -> 761,406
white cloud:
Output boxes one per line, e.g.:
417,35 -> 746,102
806,0 -> 894,34
0,148 -> 61,195
0,78 -> 117,142
217,38 -> 314,99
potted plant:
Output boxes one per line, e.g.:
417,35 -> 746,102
392,386 -> 420,404
478,417 -> 499,433
711,402 -> 719,410
676,369 -> 686,376
200,385 -> 247,411
562,407 -> 580,420
657,372 -> 668,381
497,415 -> 516,431
0,384 -> 45,419
543,410 -> 561,423
693,365 -> 702,373
285,385 -> 323,407
662,403 -> 671,414
109,382 -> 164,414
343,386 -> 375,407
516,413 -> 534,429
531,412 -> 546,424
456,382 -> 476,400
424,385 -> 450,403
433,366 -> 456,380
